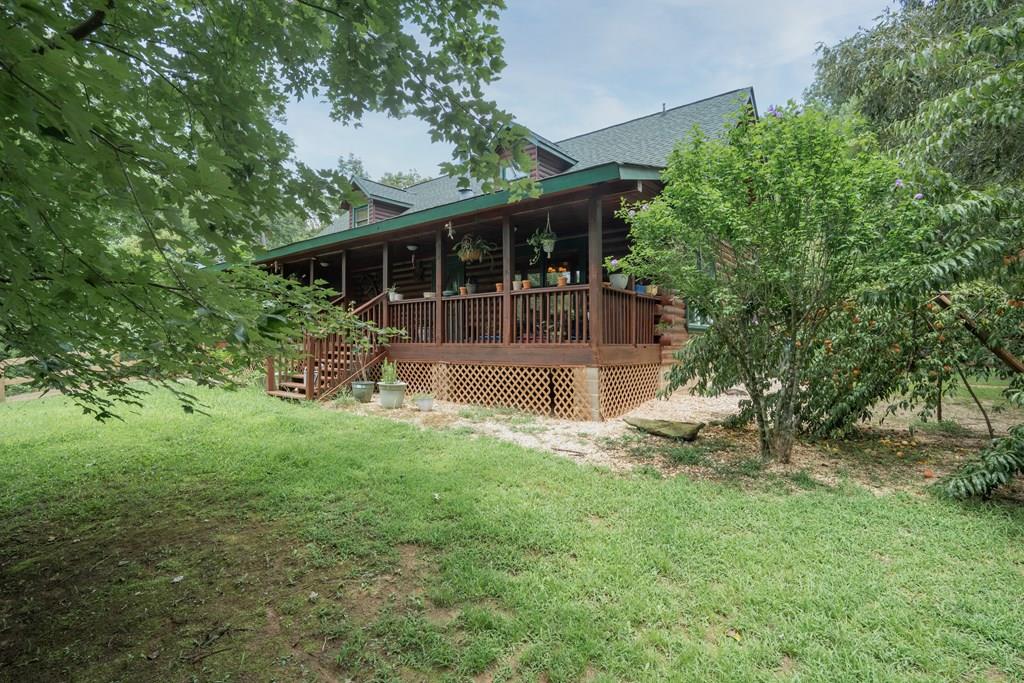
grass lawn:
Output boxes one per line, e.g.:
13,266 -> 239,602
1,388 -> 1023,682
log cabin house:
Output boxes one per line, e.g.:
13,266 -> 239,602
259,88 -> 755,419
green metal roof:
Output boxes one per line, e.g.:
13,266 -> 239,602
246,87 -> 755,265
254,162 -> 662,263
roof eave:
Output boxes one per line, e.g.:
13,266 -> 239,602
247,162 -> 661,264
529,135 -> 577,165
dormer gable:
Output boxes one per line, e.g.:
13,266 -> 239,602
340,177 -> 414,229
499,129 -> 577,181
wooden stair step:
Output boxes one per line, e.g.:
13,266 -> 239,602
279,381 -> 307,390
266,390 -> 306,400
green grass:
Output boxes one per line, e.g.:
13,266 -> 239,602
950,375 -> 1016,409
1,387 -> 1023,682
912,419 -> 975,437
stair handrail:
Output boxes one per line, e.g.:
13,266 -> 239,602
351,291 -> 388,318
304,291 -> 390,400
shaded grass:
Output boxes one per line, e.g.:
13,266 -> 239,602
1,387 -> 1023,681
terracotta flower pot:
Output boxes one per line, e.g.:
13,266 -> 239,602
522,280 -> 532,289
459,286 -> 468,296
495,282 -> 504,292
557,276 -> 568,287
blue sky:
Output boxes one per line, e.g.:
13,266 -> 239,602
283,0 -> 891,179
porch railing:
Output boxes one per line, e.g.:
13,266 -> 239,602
603,286 -> 662,345
389,298 -> 435,343
512,285 -> 589,344
326,285 -> 661,350
444,292 -> 503,344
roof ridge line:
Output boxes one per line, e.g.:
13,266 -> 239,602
355,175 -> 412,192
400,174 -> 452,191
555,87 -> 753,144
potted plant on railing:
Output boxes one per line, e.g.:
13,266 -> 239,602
603,256 -> 629,290
387,286 -> 403,302
527,213 -> 557,264
453,234 -> 496,263
377,360 -> 407,409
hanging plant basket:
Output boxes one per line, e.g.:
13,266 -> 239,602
453,234 -> 496,263
527,212 -> 558,265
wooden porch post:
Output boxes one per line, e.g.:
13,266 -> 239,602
501,216 -> 512,345
381,241 -> 390,327
340,250 -> 347,300
588,190 -> 604,349
434,228 -> 443,344
308,257 -> 315,286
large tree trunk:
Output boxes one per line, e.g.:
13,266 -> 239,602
767,340 -> 802,464
746,387 -> 772,458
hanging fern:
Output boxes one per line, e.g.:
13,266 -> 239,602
944,425 -> 1024,499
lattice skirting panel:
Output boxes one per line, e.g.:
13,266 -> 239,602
393,362 -> 591,420
598,364 -> 661,419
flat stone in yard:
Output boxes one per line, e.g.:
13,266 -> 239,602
623,417 -> 705,441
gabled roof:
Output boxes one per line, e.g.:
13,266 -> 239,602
557,87 -> 754,169
343,87 -> 753,218
350,177 -> 414,207
272,87 -> 756,257
525,129 -> 577,165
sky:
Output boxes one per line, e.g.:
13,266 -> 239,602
282,0 -> 892,180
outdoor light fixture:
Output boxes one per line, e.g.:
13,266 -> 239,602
407,244 -> 418,265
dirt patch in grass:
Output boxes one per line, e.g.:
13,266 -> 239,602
341,542 -> 436,622
0,498 -> 464,682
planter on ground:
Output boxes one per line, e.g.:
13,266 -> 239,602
413,395 -> 434,411
378,381 -> 408,409
350,381 -> 375,403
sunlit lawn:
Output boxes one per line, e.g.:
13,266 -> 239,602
1,387 -> 1022,682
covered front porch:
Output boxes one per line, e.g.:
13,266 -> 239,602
266,181 -> 688,418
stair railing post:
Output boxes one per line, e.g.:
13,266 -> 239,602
265,357 -> 275,392
304,334 -> 314,400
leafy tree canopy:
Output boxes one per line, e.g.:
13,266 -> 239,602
811,0 -> 1024,496
622,106 -> 926,462
378,169 -> 429,189
1,0 -> 534,417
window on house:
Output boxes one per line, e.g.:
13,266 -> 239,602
687,305 -> 713,331
688,248 -> 715,331
353,204 -> 370,228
